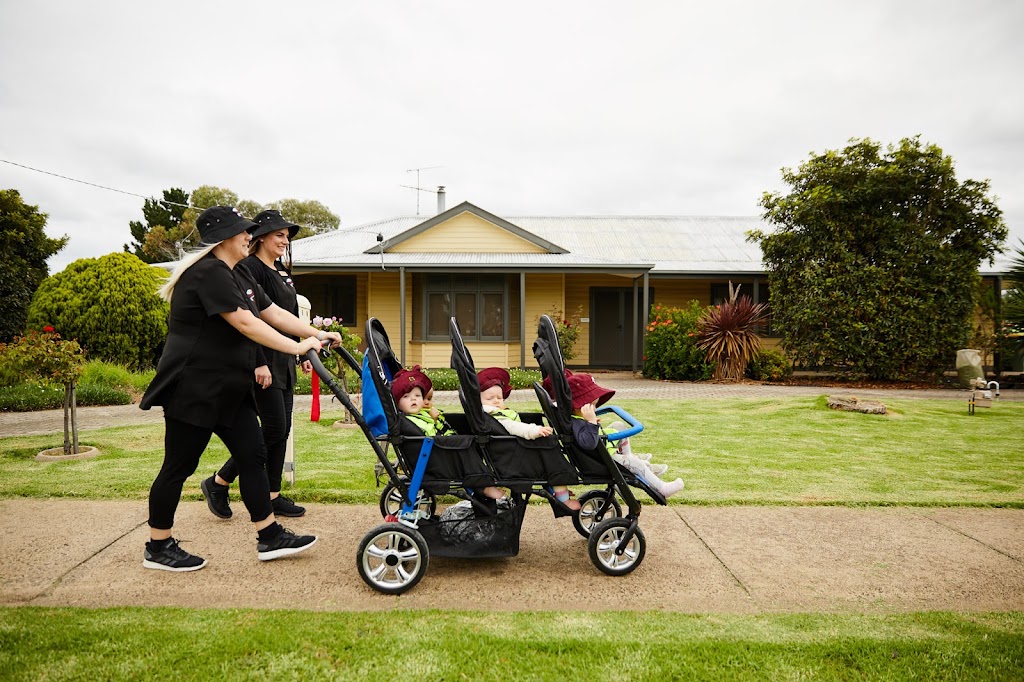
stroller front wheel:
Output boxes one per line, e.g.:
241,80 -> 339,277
573,490 -> 622,538
357,523 -> 430,594
588,518 -> 646,576
379,483 -> 437,519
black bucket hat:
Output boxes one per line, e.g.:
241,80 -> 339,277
197,206 -> 258,244
251,210 -> 300,239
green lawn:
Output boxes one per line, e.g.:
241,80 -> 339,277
3,396 -> 1022,681
1,396 -> 1022,507
1,608 -> 1022,681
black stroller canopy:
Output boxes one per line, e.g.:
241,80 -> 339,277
449,317 -> 503,436
532,315 -> 574,435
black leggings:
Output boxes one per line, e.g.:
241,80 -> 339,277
217,388 -> 293,493
148,407 -> 272,529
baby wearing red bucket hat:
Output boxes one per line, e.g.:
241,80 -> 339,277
567,373 -> 684,498
478,368 -> 580,511
393,366 -> 505,501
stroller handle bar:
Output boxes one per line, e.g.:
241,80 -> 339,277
597,405 -> 643,441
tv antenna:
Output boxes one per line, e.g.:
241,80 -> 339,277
402,166 -> 443,215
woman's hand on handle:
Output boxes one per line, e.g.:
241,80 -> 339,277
317,331 -> 342,348
296,336 -> 323,356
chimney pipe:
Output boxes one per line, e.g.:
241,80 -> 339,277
436,186 -> 446,214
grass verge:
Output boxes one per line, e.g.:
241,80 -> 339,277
1,608 -> 1022,680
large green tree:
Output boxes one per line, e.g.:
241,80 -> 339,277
751,137 -> 1007,380
267,198 -> 340,238
125,188 -> 189,263
1004,241 -> 1024,355
28,252 -> 169,369
132,186 -> 341,260
0,189 -> 68,342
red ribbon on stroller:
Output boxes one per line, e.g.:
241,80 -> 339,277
310,372 -> 321,422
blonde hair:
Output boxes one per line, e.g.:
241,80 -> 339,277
158,242 -> 219,302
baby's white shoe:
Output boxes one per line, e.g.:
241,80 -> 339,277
659,478 -> 685,498
634,452 -> 653,462
648,463 -> 668,476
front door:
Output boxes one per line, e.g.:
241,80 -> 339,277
589,288 -> 647,367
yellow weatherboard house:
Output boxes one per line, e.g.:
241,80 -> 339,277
290,199 -> 1011,370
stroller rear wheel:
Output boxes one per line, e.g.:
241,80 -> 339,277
573,490 -> 622,538
587,518 -> 646,576
357,523 -> 429,594
379,483 -> 437,519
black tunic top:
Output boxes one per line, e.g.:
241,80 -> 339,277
140,253 -> 272,429
236,255 -> 299,392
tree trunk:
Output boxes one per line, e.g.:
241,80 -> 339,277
71,381 -> 79,454
63,383 -> 72,456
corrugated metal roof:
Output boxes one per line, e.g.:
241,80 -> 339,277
290,209 -> 1018,276
291,213 -> 767,274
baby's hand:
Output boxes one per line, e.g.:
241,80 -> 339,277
538,425 -> 553,437
580,403 -> 598,424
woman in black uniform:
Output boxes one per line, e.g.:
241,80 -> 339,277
140,206 -> 341,572
201,210 -> 309,519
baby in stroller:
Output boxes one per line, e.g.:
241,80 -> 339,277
566,373 -> 685,498
392,365 -> 506,501
477,367 -> 581,511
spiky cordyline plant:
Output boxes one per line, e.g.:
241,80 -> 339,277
696,283 -> 768,381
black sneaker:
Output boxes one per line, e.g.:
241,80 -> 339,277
271,494 -> 306,517
257,527 -> 318,561
201,475 -> 232,519
143,538 -> 207,572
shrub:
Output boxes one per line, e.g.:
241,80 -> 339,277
642,302 -> 714,381
1,328 -> 86,387
27,252 -> 168,369
508,368 -> 543,390
295,366 -> 361,395
0,383 -> 65,411
423,368 -> 459,391
748,348 -> 792,381
546,306 -> 584,361
697,283 -> 768,381
80,360 -> 135,391
80,360 -> 155,399
0,381 -> 132,411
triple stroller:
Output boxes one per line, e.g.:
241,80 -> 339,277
307,314 -> 669,594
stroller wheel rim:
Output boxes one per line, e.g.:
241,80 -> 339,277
594,525 -> 641,570
361,529 -> 423,590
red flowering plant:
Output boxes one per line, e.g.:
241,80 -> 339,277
547,305 -> 584,361
0,327 -> 87,454
641,302 -> 713,381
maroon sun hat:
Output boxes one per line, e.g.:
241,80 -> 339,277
541,369 -> 573,401
391,365 -> 432,403
477,367 -> 512,399
566,373 -> 615,411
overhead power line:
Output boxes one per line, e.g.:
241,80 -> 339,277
0,158 -> 193,209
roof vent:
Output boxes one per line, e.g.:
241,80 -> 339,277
437,186 -> 446,214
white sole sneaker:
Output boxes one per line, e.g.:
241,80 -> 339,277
142,558 -> 207,572
257,536 -> 318,561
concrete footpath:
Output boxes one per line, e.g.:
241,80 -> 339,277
1,377 -> 1021,613
1,500 -> 1022,613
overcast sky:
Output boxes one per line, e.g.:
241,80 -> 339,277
2,0 -> 1022,273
